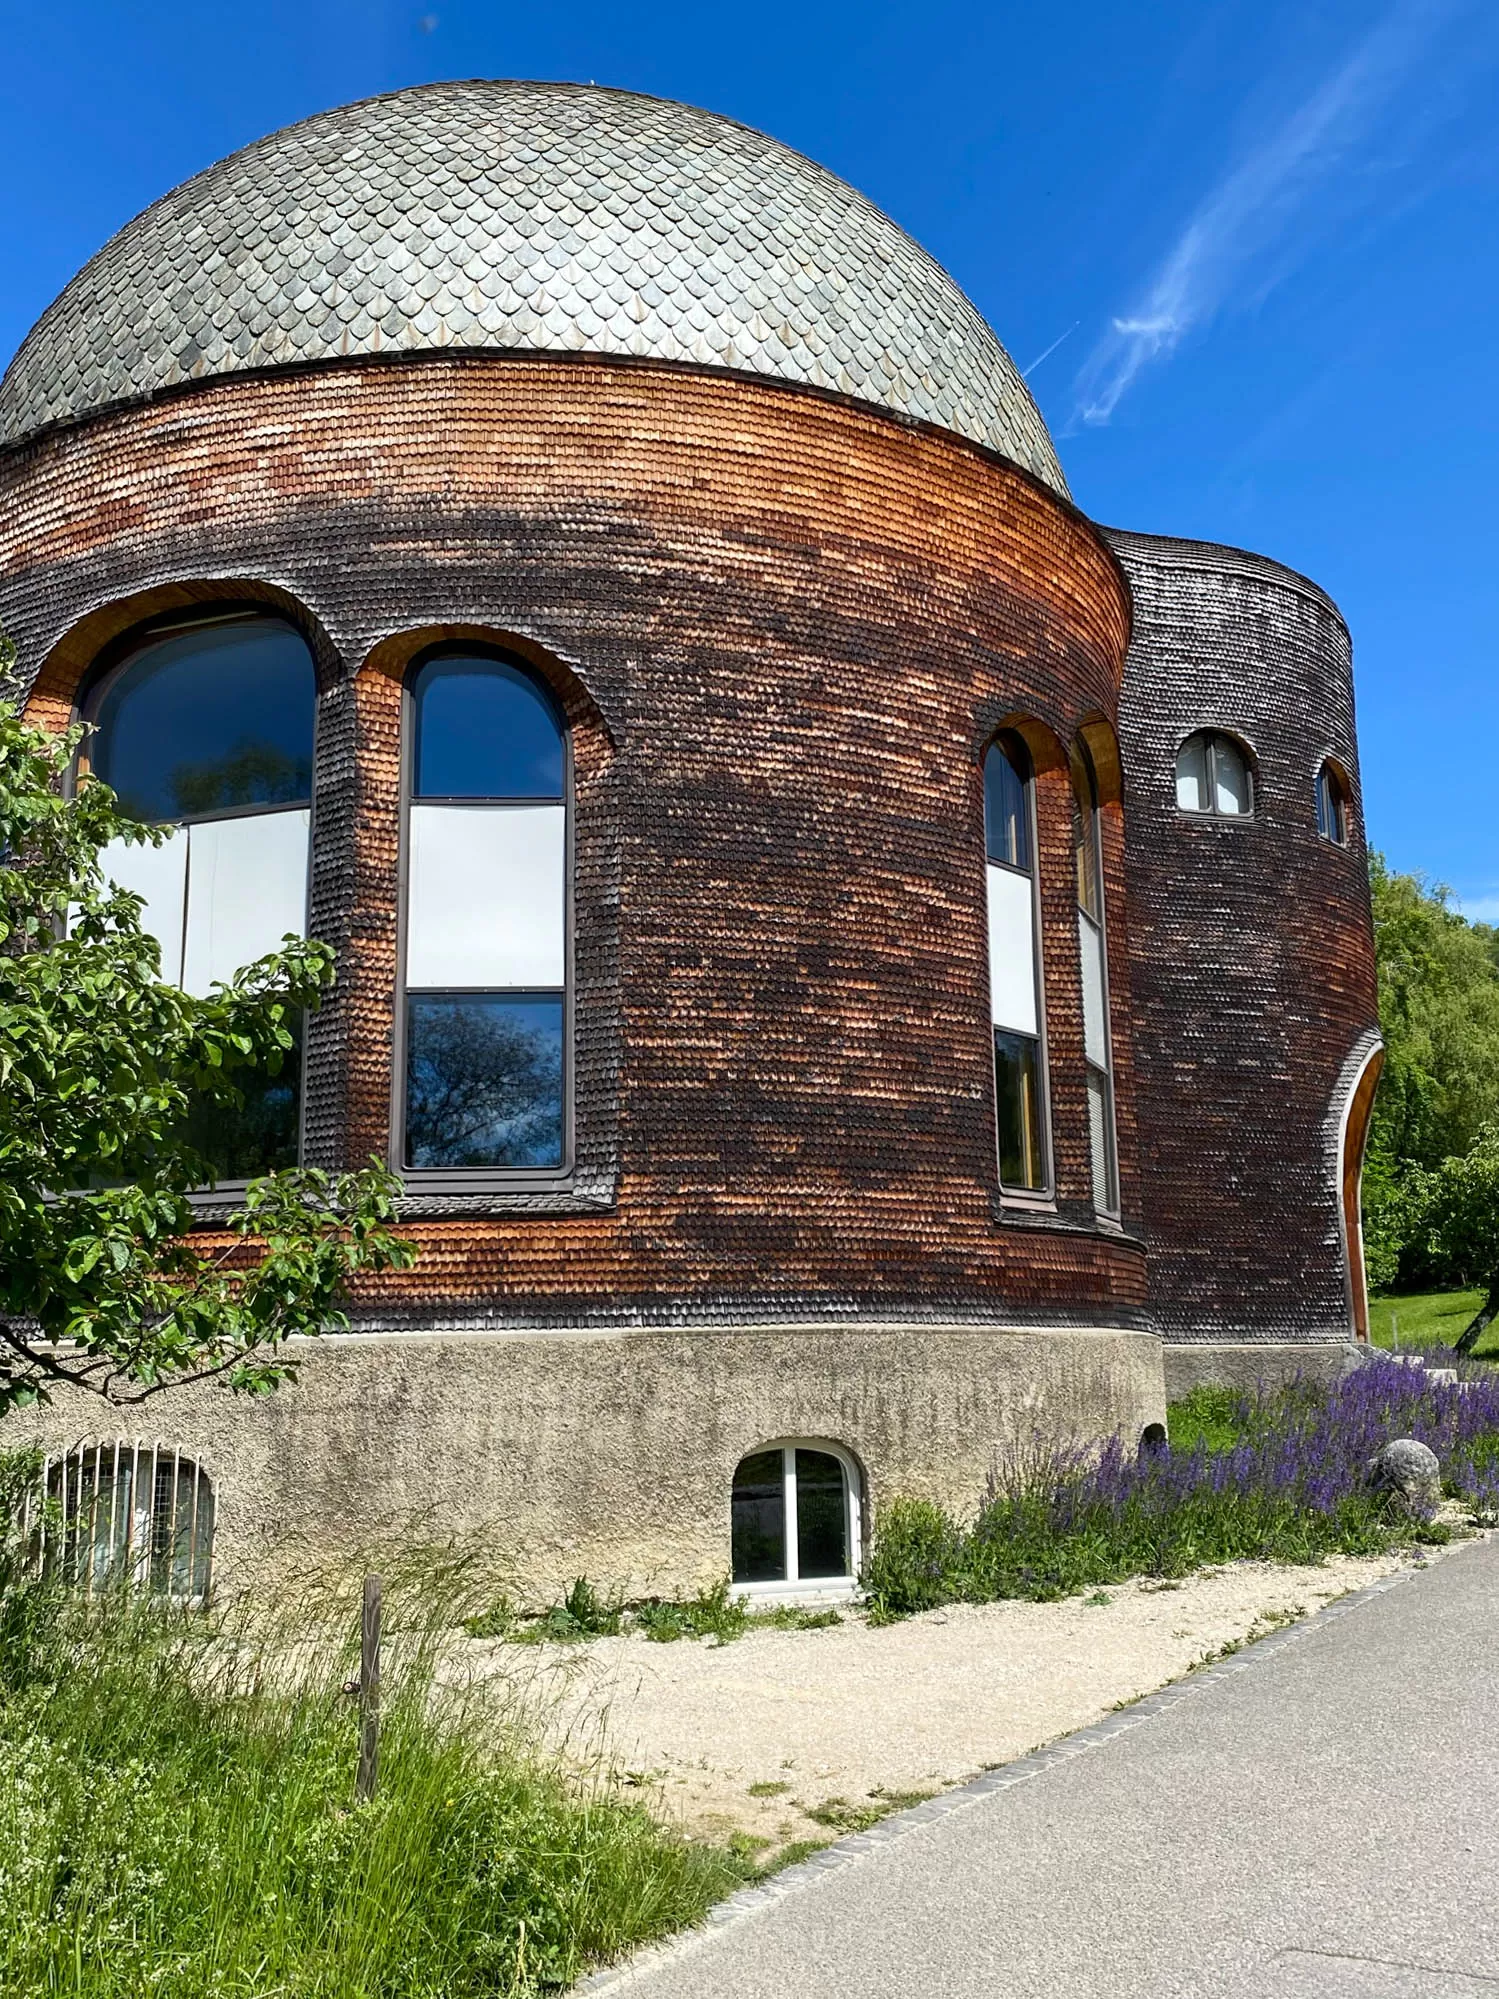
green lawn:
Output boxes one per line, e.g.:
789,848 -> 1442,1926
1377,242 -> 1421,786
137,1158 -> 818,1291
1369,1287 -> 1491,1355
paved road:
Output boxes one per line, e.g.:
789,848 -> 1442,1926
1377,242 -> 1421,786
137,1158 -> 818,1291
592,1537 -> 1499,1997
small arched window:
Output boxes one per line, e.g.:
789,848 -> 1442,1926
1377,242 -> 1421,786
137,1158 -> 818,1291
983,732 -> 1049,1195
85,613 -> 316,1178
1175,731 -> 1253,818
402,650 -> 567,1175
1316,761 -> 1349,844
1072,742 -> 1119,1215
731,1442 -> 861,1590
45,1441 -> 214,1601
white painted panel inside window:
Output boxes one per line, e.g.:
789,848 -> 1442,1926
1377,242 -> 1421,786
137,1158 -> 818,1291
101,831 -> 187,984
986,863 -> 1037,1037
407,803 -> 564,989
181,810 -> 310,996
1079,917 -> 1109,1068
1213,742 -> 1251,816
1176,736 -> 1209,812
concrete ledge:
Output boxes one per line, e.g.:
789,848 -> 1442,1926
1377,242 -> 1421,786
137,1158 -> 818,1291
1164,1341 -> 1358,1400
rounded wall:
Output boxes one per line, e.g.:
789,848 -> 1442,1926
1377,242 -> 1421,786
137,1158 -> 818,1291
0,353 -> 1143,1328
9,1324 -> 1167,1600
1106,529 -> 1379,1348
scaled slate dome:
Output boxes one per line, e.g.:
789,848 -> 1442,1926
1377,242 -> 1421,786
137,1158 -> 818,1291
0,79 -> 1066,493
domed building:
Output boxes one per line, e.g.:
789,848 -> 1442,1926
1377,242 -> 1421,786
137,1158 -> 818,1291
0,83 -> 1379,1597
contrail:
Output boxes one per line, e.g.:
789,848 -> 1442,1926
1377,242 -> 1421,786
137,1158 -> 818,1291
1021,322 -> 1078,378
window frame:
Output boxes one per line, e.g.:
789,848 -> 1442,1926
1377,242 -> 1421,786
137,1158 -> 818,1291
1174,729 -> 1256,821
73,607 -> 319,1193
1315,759 -> 1350,846
1072,740 -> 1121,1219
42,1438 -> 215,1605
983,731 -> 1054,1206
391,643 -> 576,1194
729,1438 -> 863,1599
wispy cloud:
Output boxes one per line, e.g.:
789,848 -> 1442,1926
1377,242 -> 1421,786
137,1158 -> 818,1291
1072,0 -> 1472,427
1458,893 -> 1499,925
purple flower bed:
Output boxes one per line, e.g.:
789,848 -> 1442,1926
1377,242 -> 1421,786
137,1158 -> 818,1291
865,1354 -> 1499,1617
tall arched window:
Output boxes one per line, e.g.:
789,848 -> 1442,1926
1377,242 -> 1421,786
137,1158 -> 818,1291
401,649 -> 567,1174
1175,730 -> 1253,817
984,732 -> 1049,1195
1316,760 -> 1349,844
85,613 -> 316,1178
1072,742 -> 1119,1215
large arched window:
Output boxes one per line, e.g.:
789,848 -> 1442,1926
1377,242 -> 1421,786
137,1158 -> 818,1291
730,1442 -> 861,1591
85,613 -> 316,1178
401,650 -> 567,1175
1175,730 -> 1253,818
1316,760 -> 1350,845
1072,742 -> 1119,1215
983,732 -> 1049,1195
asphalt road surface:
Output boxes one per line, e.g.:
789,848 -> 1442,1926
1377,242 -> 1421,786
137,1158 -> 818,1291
589,1535 -> 1499,1997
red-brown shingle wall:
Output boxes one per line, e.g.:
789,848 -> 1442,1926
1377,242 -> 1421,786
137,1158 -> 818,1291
0,355 -> 1146,1327
1107,528 -> 1379,1344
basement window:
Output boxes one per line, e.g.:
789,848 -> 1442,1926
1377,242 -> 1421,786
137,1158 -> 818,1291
43,1441 -> 214,1601
730,1442 -> 861,1592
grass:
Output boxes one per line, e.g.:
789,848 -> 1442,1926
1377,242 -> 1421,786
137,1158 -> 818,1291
1369,1287 -> 1491,1355
0,1504 -> 740,1998
474,1578 -> 846,1649
864,1355 -> 1499,1621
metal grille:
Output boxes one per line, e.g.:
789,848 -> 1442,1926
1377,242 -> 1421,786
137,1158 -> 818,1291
36,1441 -> 214,1602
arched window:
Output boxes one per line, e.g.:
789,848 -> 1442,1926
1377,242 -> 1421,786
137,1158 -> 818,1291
1316,761 -> 1349,844
401,650 -> 567,1174
85,613 -> 316,1178
983,732 -> 1049,1195
730,1442 -> 861,1590
1175,730 -> 1253,818
1072,742 -> 1119,1214
45,1441 -> 214,1600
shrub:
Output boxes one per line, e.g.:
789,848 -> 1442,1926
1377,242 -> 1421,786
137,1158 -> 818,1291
864,1356 -> 1499,1619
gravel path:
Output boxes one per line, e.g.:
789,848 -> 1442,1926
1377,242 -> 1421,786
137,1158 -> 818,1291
467,1546 -> 1445,1859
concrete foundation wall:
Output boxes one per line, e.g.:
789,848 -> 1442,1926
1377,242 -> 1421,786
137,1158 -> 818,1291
1163,1341 -> 1357,1401
14,1323 -> 1165,1601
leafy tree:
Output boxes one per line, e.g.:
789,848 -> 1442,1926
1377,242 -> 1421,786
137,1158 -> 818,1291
1365,856 -> 1499,1289
0,677 -> 415,1415
1416,1128 -> 1499,1352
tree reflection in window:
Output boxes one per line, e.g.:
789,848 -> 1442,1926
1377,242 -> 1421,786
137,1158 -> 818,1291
89,619 -> 314,822
85,613 -> 315,1182
405,995 -> 563,1170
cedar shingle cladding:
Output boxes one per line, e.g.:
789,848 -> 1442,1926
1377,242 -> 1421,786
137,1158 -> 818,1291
1108,529 -> 1378,1344
0,357 -> 1146,1330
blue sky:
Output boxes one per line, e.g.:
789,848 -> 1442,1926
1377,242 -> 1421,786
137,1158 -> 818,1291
3,0 -> 1496,910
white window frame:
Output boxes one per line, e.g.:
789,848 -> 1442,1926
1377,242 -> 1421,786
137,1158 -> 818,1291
983,733 -> 1054,1205
732,1439 -> 863,1602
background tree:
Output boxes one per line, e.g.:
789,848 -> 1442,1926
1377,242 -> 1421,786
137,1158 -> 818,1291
1364,855 -> 1499,1293
0,673 -> 415,1415
1415,1128 -> 1499,1351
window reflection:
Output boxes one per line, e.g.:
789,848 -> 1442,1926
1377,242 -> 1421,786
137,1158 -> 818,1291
405,994 -> 564,1170
412,655 -> 564,801
90,619 -> 314,823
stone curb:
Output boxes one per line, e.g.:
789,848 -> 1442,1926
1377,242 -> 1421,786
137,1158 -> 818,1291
574,1558 -> 1439,1993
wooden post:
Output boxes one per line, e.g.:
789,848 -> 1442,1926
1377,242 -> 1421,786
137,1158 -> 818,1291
356,1572 -> 382,1802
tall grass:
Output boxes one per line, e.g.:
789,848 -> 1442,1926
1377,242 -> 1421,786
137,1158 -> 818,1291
866,1354 -> 1499,1618
0,1498 -> 736,1998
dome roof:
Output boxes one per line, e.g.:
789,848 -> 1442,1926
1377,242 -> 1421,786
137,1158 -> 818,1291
0,81 -> 1066,493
